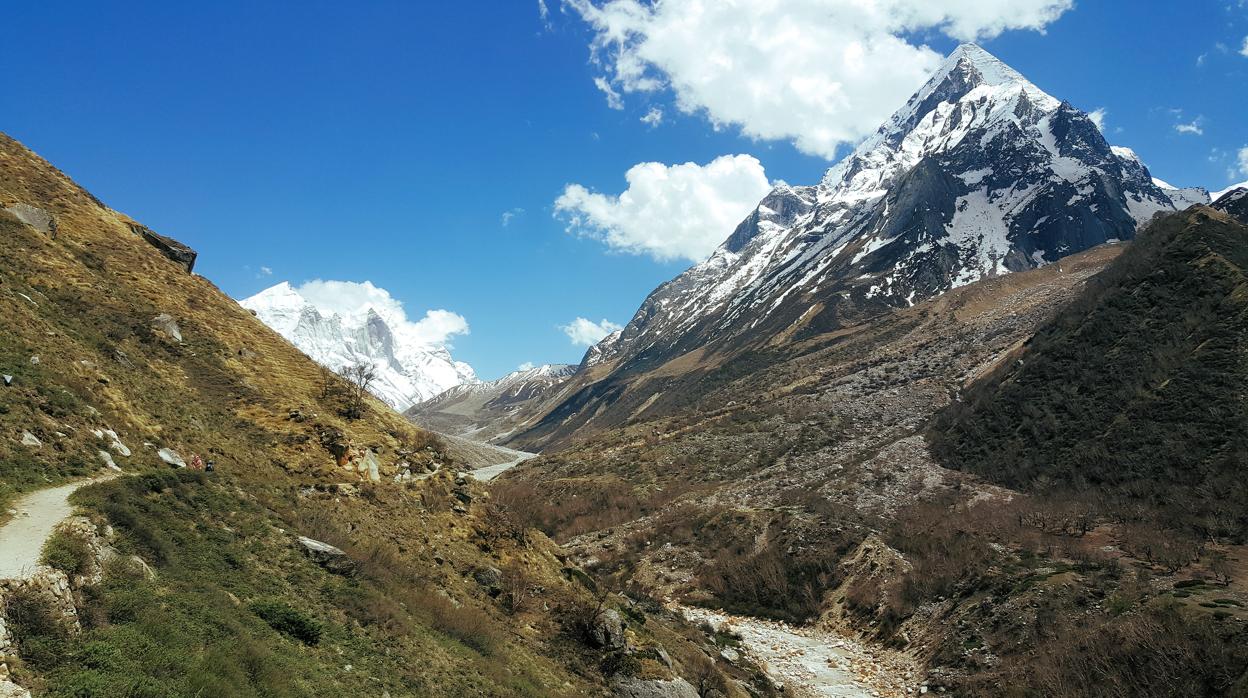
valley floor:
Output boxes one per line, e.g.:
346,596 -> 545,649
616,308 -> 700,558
680,607 -> 920,698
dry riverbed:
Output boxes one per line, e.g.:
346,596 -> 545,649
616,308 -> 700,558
679,607 -> 922,698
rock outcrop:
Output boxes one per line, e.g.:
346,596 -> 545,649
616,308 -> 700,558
610,677 -> 700,698
296,536 -> 358,576
128,222 -> 197,273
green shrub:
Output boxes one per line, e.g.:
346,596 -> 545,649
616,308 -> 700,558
248,600 -> 322,646
3,587 -> 70,669
41,530 -> 93,577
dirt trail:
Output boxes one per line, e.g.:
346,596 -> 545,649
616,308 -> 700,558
0,477 -> 111,580
469,452 -> 537,482
680,607 -> 918,698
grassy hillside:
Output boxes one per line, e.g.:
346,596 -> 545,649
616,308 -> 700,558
0,132 -> 765,697
931,206 -> 1248,540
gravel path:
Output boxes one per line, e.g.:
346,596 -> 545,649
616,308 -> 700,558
0,478 -> 109,580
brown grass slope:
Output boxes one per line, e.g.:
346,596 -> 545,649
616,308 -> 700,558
0,132 -> 766,697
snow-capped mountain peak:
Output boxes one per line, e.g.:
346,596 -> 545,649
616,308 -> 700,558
241,283 -> 476,411
580,43 -> 1192,375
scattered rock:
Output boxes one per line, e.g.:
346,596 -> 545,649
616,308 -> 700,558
472,566 -> 503,594
28,356 -> 39,366
590,609 -> 627,650
296,536 -> 358,576
97,451 -> 121,471
151,313 -> 183,342
2,375 -> 12,387
19,431 -> 41,448
720,647 -> 740,664
611,677 -> 699,698
92,428 -> 131,457
158,448 -> 187,468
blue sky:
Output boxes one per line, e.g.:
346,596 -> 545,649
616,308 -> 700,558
2,1 -> 1246,380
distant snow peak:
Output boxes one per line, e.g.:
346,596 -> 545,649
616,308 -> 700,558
241,281 -> 477,411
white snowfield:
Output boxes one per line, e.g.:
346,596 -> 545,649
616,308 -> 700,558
241,282 -> 477,412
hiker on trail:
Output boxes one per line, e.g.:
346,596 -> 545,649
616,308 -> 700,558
189,454 -> 204,470
205,460 -> 215,473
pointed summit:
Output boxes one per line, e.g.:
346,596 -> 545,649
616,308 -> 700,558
940,43 -> 1029,87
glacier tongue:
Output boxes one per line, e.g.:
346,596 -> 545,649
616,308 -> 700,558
240,282 -> 477,411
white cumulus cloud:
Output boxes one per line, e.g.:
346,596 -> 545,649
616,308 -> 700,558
1238,146 -> 1248,178
517,361 -> 536,371
1174,120 -> 1205,136
501,207 -> 525,226
641,107 -> 664,128
294,280 -> 470,348
555,154 -> 772,262
563,0 -> 1073,159
1241,36 -> 1248,57
560,317 -> 623,346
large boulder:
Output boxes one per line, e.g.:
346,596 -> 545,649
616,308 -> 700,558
151,314 -> 183,342
611,678 -> 699,698
4,203 -> 54,236
296,536 -> 357,576
589,608 -> 626,650
157,448 -> 187,468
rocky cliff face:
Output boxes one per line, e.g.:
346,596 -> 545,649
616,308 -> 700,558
241,282 -> 476,411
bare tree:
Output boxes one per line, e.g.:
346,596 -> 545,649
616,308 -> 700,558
1209,552 -> 1235,587
339,361 -> 377,419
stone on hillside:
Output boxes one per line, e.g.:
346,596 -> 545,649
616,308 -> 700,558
157,448 -> 187,468
589,608 -> 626,650
97,451 -> 121,471
151,314 -> 183,342
128,222 -> 197,273
4,203 -> 54,235
472,566 -> 503,594
19,431 -> 41,447
2,375 -> 12,387
296,536 -> 357,576
610,678 -> 699,698
359,450 -> 381,483
0,675 -> 33,698
93,428 -> 131,457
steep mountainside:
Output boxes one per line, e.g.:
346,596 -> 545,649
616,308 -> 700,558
241,281 -> 476,411
506,43 -> 1192,450
1214,186 -> 1248,222
0,132 -> 766,698
497,215 -> 1248,694
931,206 -> 1248,538
407,363 -> 578,442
